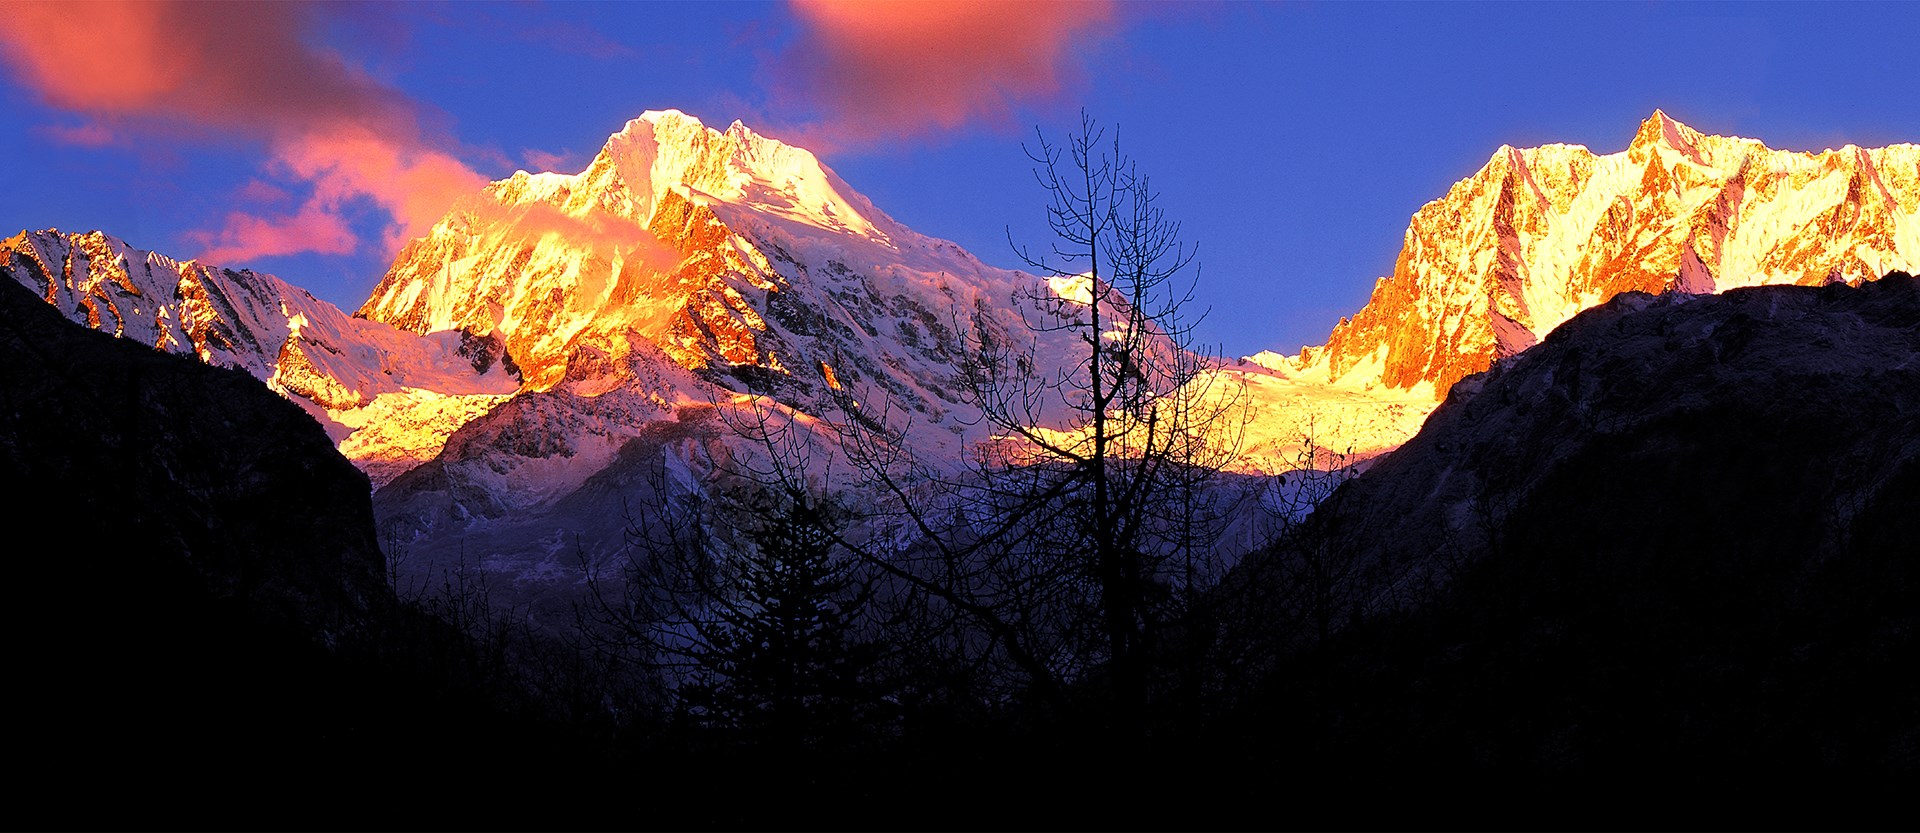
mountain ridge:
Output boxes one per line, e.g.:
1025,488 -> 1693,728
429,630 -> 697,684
1295,111 -> 1919,395
7,110 -> 1914,541
0,228 -> 519,485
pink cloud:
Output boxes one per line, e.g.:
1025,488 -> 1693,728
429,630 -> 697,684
785,0 -> 1118,142
235,179 -> 293,206
0,2 -> 416,142
187,202 -> 358,264
275,125 -> 485,252
0,0 -> 483,263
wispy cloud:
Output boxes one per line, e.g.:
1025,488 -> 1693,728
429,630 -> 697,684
0,0 -> 483,263
521,148 -> 574,173
187,202 -> 359,263
33,121 -> 115,147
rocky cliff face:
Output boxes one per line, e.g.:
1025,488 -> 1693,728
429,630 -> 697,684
1303,111 -> 1919,395
1,275 -> 617,817
5,228 -> 315,379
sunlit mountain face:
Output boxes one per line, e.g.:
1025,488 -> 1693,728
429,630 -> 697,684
1304,110 -> 1919,396
10,109 -> 1915,488
7,105 -> 1915,622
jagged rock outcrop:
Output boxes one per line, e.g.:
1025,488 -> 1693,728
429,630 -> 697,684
1301,111 -> 1919,395
1,229 -> 519,484
1185,112 -> 1920,469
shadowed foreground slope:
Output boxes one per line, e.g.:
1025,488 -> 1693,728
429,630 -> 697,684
0,279 -> 602,826
1236,274 -> 1919,805
8,264 -> 1916,826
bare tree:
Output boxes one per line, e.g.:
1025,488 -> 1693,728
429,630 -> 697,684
1256,433 -> 1363,648
821,111 -> 1248,724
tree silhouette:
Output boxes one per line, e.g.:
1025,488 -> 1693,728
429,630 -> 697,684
675,491 -> 880,748
825,111 -> 1247,726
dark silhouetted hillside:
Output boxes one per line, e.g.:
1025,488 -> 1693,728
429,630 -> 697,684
1233,274 -> 1919,813
0,279 -> 623,827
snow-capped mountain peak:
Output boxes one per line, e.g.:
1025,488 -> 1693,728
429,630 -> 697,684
14,110 -> 1916,604
17,111 -> 1915,496
1630,108 -> 1699,156
600,109 -> 888,239
355,109 -> 939,391
1288,110 -> 1918,396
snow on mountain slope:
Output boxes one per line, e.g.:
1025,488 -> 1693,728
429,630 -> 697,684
15,110 -> 1909,573
1201,111 -> 1920,466
1203,355 -> 1437,471
358,111 -> 1106,482
362,110 -> 1218,602
1290,111 -> 1919,397
1,229 -> 518,484
363,111 -> 1014,390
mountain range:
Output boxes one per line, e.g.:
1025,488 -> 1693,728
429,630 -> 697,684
8,109 -> 1918,815
5,109 -> 1915,594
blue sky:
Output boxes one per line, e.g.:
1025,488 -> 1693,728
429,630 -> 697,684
2,1 -> 1915,357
